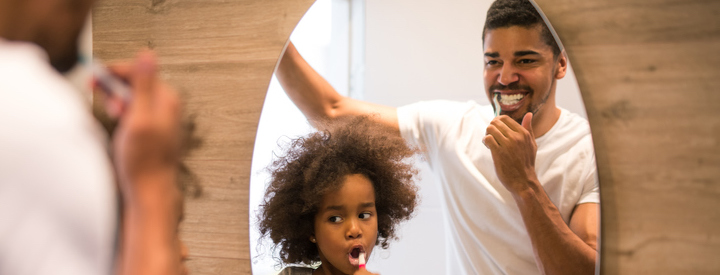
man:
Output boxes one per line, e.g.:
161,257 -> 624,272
276,0 -> 598,274
0,0 -> 186,274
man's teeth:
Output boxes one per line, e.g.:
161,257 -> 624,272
499,94 -> 525,105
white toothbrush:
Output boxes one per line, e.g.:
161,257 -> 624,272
359,252 -> 366,269
92,60 -> 132,102
493,93 -> 501,117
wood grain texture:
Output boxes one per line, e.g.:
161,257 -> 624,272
535,0 -> 720,274
92,0 -> 314,273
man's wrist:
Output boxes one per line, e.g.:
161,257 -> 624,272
121,168 -> 180,207
509,177 -> 543,203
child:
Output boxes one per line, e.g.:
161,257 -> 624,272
257,116 -> 419,275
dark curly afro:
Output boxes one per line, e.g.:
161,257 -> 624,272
257,115 -> 419,265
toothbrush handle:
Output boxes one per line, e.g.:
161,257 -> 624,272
493,93 -> 501,117
359,253 -> 366,269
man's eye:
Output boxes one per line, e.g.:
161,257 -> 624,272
486,60 -> 499,66
519,59 -> 536,64
328,216 -> 343,223
359,213 -> 372,220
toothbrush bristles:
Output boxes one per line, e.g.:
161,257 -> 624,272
359,252 -> 366,266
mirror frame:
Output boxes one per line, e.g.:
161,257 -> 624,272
93,0 -> 720,274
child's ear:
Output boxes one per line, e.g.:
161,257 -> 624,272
309,235 -> 316,243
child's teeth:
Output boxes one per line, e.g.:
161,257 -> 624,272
500,94 -> 525,105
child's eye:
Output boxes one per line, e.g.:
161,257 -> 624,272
328,216 -> 343,223
359,212 -> 372,220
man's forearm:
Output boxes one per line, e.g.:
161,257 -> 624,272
276,42 -> 347,123
117,171 -> 182,275
275,42 -> 401,132
513,181 -> 597,275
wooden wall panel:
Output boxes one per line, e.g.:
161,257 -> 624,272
92,1 -> 314,274
535,0 -> 720,274
95,0 -> 720,274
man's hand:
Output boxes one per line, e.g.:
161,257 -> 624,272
107,51 -> 182,197
98,51 -> 184,275
485,112 -> 598,275
483,112 -> 538,195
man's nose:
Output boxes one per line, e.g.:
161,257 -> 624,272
498,64 -> 519,86
346,218 -> 362,239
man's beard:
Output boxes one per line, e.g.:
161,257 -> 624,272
51,48 -> 79,73
45,26 -> 83,73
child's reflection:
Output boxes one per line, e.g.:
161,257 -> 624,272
258,116 -> 419,275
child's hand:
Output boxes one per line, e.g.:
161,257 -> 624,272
353,269 -> 379,275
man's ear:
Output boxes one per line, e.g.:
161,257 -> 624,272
555,51 -> 568,79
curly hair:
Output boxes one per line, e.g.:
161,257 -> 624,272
257,116 -> 419,265
483,0 -> 561,57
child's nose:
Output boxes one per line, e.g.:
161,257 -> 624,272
346,219 -> 362,239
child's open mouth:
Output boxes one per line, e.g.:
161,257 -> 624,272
348,245 -> 365,266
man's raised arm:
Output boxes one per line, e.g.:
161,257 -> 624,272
276,42 -> 399,132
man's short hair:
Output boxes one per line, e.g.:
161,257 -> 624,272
483,0 -> 562,58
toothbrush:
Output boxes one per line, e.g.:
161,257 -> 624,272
358,252 -> 366,269
92,60 -> 132,102
493,93 -> 501,117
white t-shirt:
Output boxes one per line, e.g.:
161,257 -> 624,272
398,100 -> 599,275
0,40 -> 117,275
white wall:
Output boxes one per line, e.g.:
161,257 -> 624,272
361,1 -> 586,274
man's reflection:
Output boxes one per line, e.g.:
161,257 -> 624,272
275,0 -> 599,274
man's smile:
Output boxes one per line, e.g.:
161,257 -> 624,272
494,91 -> 530,111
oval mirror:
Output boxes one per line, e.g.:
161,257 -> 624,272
250,0 -> 599,274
